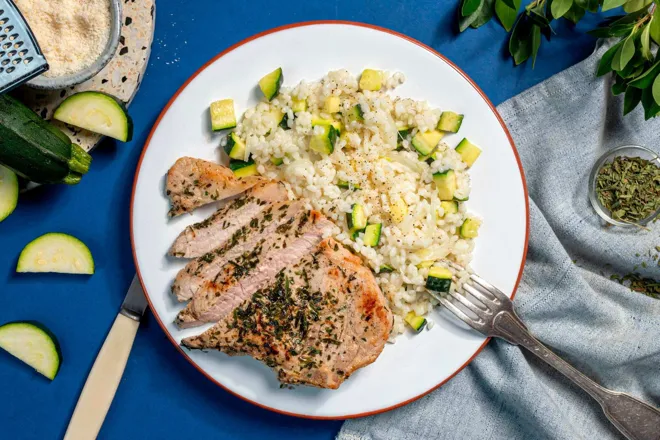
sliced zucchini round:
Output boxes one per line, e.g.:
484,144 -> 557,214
0,321 -> 62,380
53,91 -> 133,142
17,233 -> 94,274
0,165 -> 18,222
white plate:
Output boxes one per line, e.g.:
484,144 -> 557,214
131,21 -> 529,419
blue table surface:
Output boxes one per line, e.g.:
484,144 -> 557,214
0,1 -> 607,438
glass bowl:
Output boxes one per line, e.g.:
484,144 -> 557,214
589,145 -> 660,227
26,0 -> 122,90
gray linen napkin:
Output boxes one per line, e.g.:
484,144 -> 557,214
338,41 -> 660,440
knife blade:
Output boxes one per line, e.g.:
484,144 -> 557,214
64,275 -> 148,440
119,275 -> 148,321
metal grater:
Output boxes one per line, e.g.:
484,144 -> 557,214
0,0 -> 48,94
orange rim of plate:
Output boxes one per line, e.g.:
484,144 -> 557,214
130,20 -> 530,420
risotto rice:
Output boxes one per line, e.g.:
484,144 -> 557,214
225,69 -> 479,336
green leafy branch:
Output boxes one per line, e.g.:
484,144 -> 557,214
459,0 -> 660,119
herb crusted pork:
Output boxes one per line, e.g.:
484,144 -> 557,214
167,159 -> 393,388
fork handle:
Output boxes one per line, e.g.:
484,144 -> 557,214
492,311 -> 660,440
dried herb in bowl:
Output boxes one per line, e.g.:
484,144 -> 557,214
595,156 -> 660,224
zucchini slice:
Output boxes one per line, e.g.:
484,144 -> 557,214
416,260 -> 435,269
270,157 -> 284,166
224,132 -> 247,160
359,69 -> 383,91
438,111 -> 464,133
17,233 -> 94,274
259,67 -> 283,101
411,130 -> 444,156
209,99 -> 237,131
433,170 -> 457,201
279,113 -> 291,130
379,264 -> 394,273
426,266 -> 452,293
460,218 -> 482,239
405,312 -> 427,333
53,91 -> 133,142
229,159 -> 259,178
0,165 -> 18,222
291,97 -> 307,113
337,179 -> 360,190
310,124 -> 338,155
0,321 -> 62,380
456,138 -> 482,167
324,96 -> 341,114
440,200 -> 459,216
363,223 -> 382,247
346,203 -> 367,231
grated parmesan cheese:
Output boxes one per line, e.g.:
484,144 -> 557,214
14,0 -> 111,77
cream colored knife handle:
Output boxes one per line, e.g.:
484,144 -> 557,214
64,314 -> 139,440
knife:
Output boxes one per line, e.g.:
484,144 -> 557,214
64,275 -> 148,440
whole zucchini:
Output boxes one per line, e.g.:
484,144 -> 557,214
0,95 -> 91,185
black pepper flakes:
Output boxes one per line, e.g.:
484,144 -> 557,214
119,47 -> 129,56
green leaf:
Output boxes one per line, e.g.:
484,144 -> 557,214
653,74 -> 660,105
623,0 -> 652,13
628,60 -> 660,88
509,16 -> 532,65
495,0 -> 520,31
459,0 -> 485,31
597,41 -> 624,76
471,0 -> 496,28
612,78 -> 627,95
531,25 -> 541,68
641,86 -> 660,119
576,0 -> 599,12
602,0 -> 630,11
623,86 -> 642,115
501,0 -> 517,8
462,0 -> 483,16
651,8 -> 660,45
551,0 -> 573,18
564,3 -> 586,23
612,35 -> 636,71
528,4 -> 551,27
588,27 -> 615,38
641,23 -> 652,60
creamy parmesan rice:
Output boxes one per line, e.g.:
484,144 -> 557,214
226,69 -> 479,336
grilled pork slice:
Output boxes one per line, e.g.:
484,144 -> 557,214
181,238 -> 394,389
175,210 -> 335,328
166,157 -> 265,216
169,180 -> 289,258
171,201 -> 305,302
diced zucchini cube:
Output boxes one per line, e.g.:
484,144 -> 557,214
389,196 -> 408,223
455,138 -> 482,167
270,157 -> 284,166
359,69 -> 383,91
291,97 -> 307,113
324,96 -> 341,114
379,264 -> 394,273
224,132 -> 247,160
411,130 -> 444,156
210,99 -> 236,131
440,200 -> 458,216
347,104 -> 364,123
433,170 -> 457,201
426,266 -> 452,293
346,203 -> 367,231
459,218 -> 481,239
363,223 -> 382,246
405,311 -> 427,333
438,111 -> 464,133
258,67 -> 283,101
309,124 -> 338,155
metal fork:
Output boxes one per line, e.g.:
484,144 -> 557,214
431,265 -> 660,440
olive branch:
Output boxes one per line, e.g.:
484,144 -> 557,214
459,0 -> 660,119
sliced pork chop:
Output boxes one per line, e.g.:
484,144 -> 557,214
166,157 -> 265,216
175,210 -> 335,329
169,180 -> 289,258
171,201 -> 305,302
181,238 -> 393,389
